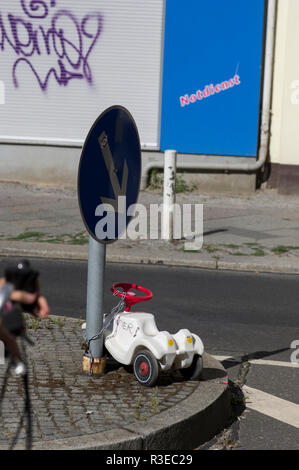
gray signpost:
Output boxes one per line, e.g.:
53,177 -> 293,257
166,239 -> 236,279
78,106 -> 141,374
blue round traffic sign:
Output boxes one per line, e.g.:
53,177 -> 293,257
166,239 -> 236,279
78,106 -> 141,243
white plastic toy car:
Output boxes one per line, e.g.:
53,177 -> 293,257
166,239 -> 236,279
98,282 -> 204,387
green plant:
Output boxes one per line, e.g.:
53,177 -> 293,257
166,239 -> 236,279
148,169 -> 196,193
148,169 -> 163,190
230,252 -> 247,256
149,387 -> 160,414
7,231 -> 88,245
223,244 -> 240,249
175,174 -> 190,193
8,231 -> 45,241
181,247 -> 201,253
133,394 -> 143,410
205,244 -> 219,253
25,316 -> 42,330
46,317 -> 65,328
272,245 -> 299,255
251,248 -> 265,257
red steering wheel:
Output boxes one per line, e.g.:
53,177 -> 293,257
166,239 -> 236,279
111,283 -> 153,312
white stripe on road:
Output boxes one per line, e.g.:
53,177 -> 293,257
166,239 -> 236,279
212,355 -> 299,427
248,359 -> 299,368
243,385 -> 299,429
212,355 -> 299,368
212,355 -> 242,363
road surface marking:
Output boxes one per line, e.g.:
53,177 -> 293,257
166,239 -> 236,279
248,359 -> 299,368
212,355 -> 241,362
213,355 -> 299,368
243,385 -> 299,428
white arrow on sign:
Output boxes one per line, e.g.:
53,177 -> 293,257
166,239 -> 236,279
98,131 -> 128,212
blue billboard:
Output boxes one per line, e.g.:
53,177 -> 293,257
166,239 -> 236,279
160,0 -> 265,156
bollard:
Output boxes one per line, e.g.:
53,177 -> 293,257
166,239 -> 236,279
162,150 -> 177,240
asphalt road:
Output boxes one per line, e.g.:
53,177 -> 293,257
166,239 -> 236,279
1,257 -> 298,449
1,257 -> 298,362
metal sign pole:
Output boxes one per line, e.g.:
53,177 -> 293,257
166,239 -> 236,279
78,106 -> 141,376
83,235 -> 106,374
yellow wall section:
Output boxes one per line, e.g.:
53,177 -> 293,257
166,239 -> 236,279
270,0 -> 299,166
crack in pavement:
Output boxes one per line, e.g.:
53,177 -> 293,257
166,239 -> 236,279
197,357 -> 251,450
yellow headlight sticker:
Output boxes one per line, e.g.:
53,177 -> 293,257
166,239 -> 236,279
187,336 -> 193,344
168,339 -> 174,347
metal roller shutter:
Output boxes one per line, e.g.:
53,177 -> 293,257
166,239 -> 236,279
0,1 -> 164,148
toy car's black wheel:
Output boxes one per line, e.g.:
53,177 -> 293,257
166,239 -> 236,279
180,354 -> 203,381
133,349 -> 159,387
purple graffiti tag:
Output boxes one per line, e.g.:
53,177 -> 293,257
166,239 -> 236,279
13,57 -> 84,90
6,13 -> 41,56
21,0 -> 55,19
81,14 -> 103,83
0,1 -> 103,91
51,10 -> 83,70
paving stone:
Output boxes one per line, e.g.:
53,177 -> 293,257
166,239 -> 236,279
0,316 -> 200,446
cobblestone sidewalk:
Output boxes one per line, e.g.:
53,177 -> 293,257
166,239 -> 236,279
0,315 -> 200,448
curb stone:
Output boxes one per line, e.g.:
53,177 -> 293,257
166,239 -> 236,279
0,241 -> 298,275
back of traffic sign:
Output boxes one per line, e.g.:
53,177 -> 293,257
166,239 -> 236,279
78,106 -> 141,244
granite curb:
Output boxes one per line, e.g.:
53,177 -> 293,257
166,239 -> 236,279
0,241 -> 298,275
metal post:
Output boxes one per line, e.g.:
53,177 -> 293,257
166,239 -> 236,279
83,235 -> 106,374
162,150 -> 177,240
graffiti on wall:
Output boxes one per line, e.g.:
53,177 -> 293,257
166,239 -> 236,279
0,0 -> 103,91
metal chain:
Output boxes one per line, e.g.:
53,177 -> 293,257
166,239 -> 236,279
86,289 -> 126,375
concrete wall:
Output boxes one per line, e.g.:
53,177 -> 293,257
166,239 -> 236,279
0,144 -> 81,188
0,144 -> 256,194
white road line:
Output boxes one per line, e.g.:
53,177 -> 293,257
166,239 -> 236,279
212,355 -> 299,368
248,359 -> 299,368
243,385 -> 299,429
212,355 -> 240,362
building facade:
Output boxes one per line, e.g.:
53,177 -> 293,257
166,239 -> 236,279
268,0 -> 299,194
0,1 -> 298,194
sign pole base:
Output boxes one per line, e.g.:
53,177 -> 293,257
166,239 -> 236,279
83,236 -> 106,375
82,354 -> 106,375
